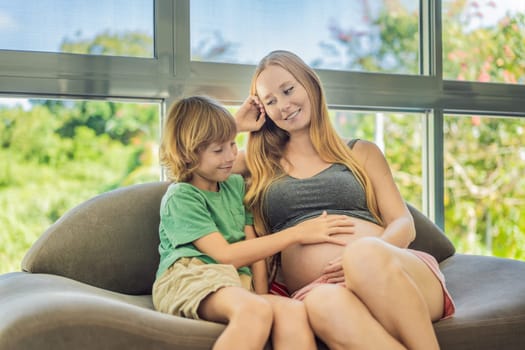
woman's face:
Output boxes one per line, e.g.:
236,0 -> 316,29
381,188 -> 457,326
255,65 -> 311,134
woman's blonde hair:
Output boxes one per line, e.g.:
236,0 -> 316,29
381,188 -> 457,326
160,96 -> 236,182
245,50 -> 383,236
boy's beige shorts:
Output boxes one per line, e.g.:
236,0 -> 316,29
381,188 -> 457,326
152,257 -> 252,320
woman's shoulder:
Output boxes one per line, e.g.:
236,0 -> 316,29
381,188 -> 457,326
342,138 -> 376,152
346,139 -> 384,165
343,138 -> 375,149
344,138 -> 360,149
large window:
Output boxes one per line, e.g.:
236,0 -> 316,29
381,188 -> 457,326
0,97 -> 160,273
0,0 -> 524,274
0,0 -> 154,57
442,0 -> 525,84
191,0 -> 420,74
444,114 -> 525,258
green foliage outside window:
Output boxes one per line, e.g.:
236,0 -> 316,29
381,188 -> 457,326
1,0 -> 524,274
444,115 -> 525,259
326,0 -> 525,260
0,100 -> 159,273
1,30 -> 160,273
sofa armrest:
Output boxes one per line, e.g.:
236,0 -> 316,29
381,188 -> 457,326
22,182 -> 170,294
0,272 -> 224,350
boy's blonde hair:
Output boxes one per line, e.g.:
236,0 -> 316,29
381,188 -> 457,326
160,96 -> 236,182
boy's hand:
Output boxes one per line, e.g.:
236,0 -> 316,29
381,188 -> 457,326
295,211 -> 354,246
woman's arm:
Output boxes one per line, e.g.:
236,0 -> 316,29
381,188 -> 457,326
193,211 -> 353,269
352,140 -> 416,248
245,225 -> 269,294
232,96 -> 266,176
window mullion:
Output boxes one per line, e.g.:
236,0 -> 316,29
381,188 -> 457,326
425,108 -> 445,229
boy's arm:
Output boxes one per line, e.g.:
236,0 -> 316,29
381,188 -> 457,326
251,260 -> 268,294
245,225 -> 268,294
193,211 -> 351,269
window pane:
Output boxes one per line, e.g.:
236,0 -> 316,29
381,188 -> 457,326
0,0 -> 154,57
442,0 -> 525,84
0,97 -> 160,274
444,114 -> 525,259
191,0 -> 420,74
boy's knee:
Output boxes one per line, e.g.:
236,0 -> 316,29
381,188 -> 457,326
271,299 -> 314,347
274,299 -> 308,323
235,296 -> 273,326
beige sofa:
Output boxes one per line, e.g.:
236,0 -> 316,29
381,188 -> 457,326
1,181 -> 525,349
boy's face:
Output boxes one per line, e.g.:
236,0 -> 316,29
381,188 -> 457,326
190,138 -> 238,191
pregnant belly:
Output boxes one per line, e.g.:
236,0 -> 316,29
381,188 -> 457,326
280,217 -> 384,293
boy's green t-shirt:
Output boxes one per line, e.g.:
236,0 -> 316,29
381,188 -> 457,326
156,174 -> 254,279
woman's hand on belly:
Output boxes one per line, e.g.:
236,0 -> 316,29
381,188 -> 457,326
320,256 -> 345,284
280,217 -> 384,293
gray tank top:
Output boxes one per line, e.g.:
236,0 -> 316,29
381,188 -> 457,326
264,140 -> 379,232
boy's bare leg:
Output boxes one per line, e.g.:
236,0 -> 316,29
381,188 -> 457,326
261,294 -> 317,350
198,286 -> 273,350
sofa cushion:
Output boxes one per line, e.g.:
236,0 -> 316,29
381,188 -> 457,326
407,203 -> 455,262
22,182 -> 170,295
21,183 -> 454,295
435,254 -> 525,349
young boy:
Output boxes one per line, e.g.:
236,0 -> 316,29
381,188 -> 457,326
153,96 -> 348,350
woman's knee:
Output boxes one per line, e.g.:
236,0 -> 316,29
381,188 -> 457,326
343,237 -> 402,285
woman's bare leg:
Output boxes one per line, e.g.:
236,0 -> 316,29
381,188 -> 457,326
261,294 -> 317,350
303,284 -> 406,350
342,237 -> 443,350
198,286 -> 273,350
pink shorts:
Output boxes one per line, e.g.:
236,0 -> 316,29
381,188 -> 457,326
270,249 -> 455,320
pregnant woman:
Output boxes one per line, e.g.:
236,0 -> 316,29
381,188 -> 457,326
234,50 -> 454,350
